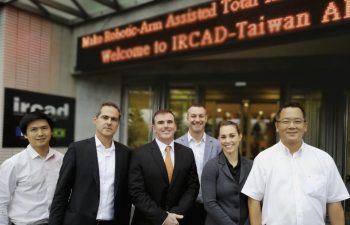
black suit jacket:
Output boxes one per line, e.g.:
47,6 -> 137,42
129,140 -> 199,225
49,137 -> 131,225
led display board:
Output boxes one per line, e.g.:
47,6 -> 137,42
76,0 -> 350,71
2,88 -> 75,147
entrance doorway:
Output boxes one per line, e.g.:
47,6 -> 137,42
169,85 -> 280,159
205,101 -> 278,158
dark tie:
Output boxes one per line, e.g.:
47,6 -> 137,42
164,145 -> 173,183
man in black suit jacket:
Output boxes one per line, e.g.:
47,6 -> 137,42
129,109 -> 199,225
49,102 -> 131,225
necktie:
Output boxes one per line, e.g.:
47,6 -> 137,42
164,145 -> 173,183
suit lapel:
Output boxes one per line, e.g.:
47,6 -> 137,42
114,141 -> 121,196
218,152 -> 234,181
177,134 -> 189,146
87,138 -> 100,188
170,142 -> 183,187
150,140 -> 169,184
203,135 -> 212,164
239,158 -> 250,184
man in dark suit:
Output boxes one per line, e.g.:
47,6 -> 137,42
175,104 -> 221,225
129,109 -> 199,225
49,102 -> 131,225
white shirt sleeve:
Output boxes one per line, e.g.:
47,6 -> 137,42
241,155 -> 266,201
0,159 -> 17,225
326,158 -> 350,203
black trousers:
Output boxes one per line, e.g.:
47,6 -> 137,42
96,220 -> 115,225
182,202 -> 206,225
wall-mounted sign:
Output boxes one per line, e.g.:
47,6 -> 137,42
76,0 -> 350,71
2,88 -> 75,147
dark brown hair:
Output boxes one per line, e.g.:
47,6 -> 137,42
218,120 -> 241,135
152,109 -> 176,125
96,102 -> 121,119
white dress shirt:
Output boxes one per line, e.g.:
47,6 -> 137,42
155,138 -> 175,166
242,141 -> 350,225
95,136 -> 116,220
187,132 -> 205,202
187,132 -> 205,182
0,145 -> 63,225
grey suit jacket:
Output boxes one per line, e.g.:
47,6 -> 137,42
175,133 -> 220,202
201,152 -> 252,225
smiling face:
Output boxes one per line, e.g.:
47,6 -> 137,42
25,119 -> 52,152
218,124 -> 242,156
94,105 -> 120,141
187,106 -> 207,135
153,112 -> 177,145
275,106 -> 307,150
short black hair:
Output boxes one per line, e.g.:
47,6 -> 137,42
276,101 -> 306,121
19,111 -> 54,135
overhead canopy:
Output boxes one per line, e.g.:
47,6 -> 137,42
0,0 -> 159,27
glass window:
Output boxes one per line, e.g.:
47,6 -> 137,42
205,86 -> 279,159
127,88 -> 153,148
290,89 -> 322,146
169,88 -> 196,138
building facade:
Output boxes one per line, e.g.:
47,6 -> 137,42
1,0 -> 350,221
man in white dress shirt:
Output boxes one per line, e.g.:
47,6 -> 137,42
242,102 -> 349,225
0,111 -> 63,225
49,102 -> 131,225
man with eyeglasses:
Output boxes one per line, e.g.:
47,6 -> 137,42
242,102 -> 349,225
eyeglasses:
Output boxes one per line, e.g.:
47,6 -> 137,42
277,119 -> 305,125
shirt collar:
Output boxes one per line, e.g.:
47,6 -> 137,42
95,135 -> 115,151
278,140 -> 305,156
155,138 -> 174,152
224,153 -> 241,169
27,144 -> 55,160
187,132 -> 206,143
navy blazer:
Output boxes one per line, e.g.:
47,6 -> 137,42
202,152 -> 252,225
129,140 -> 199,225
49,137 -> 131,225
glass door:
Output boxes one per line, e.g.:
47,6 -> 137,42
168,85 -> 280,159
205,101 -> 278,159
169,88 -> 196,138
123,87 -> 154,148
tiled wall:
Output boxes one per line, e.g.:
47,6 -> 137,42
0,6 -> 75,163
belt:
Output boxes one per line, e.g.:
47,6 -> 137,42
96,220 -> 115,225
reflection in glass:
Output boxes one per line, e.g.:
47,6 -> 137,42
169,88 -> 196,138
127,89 -> 153,148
